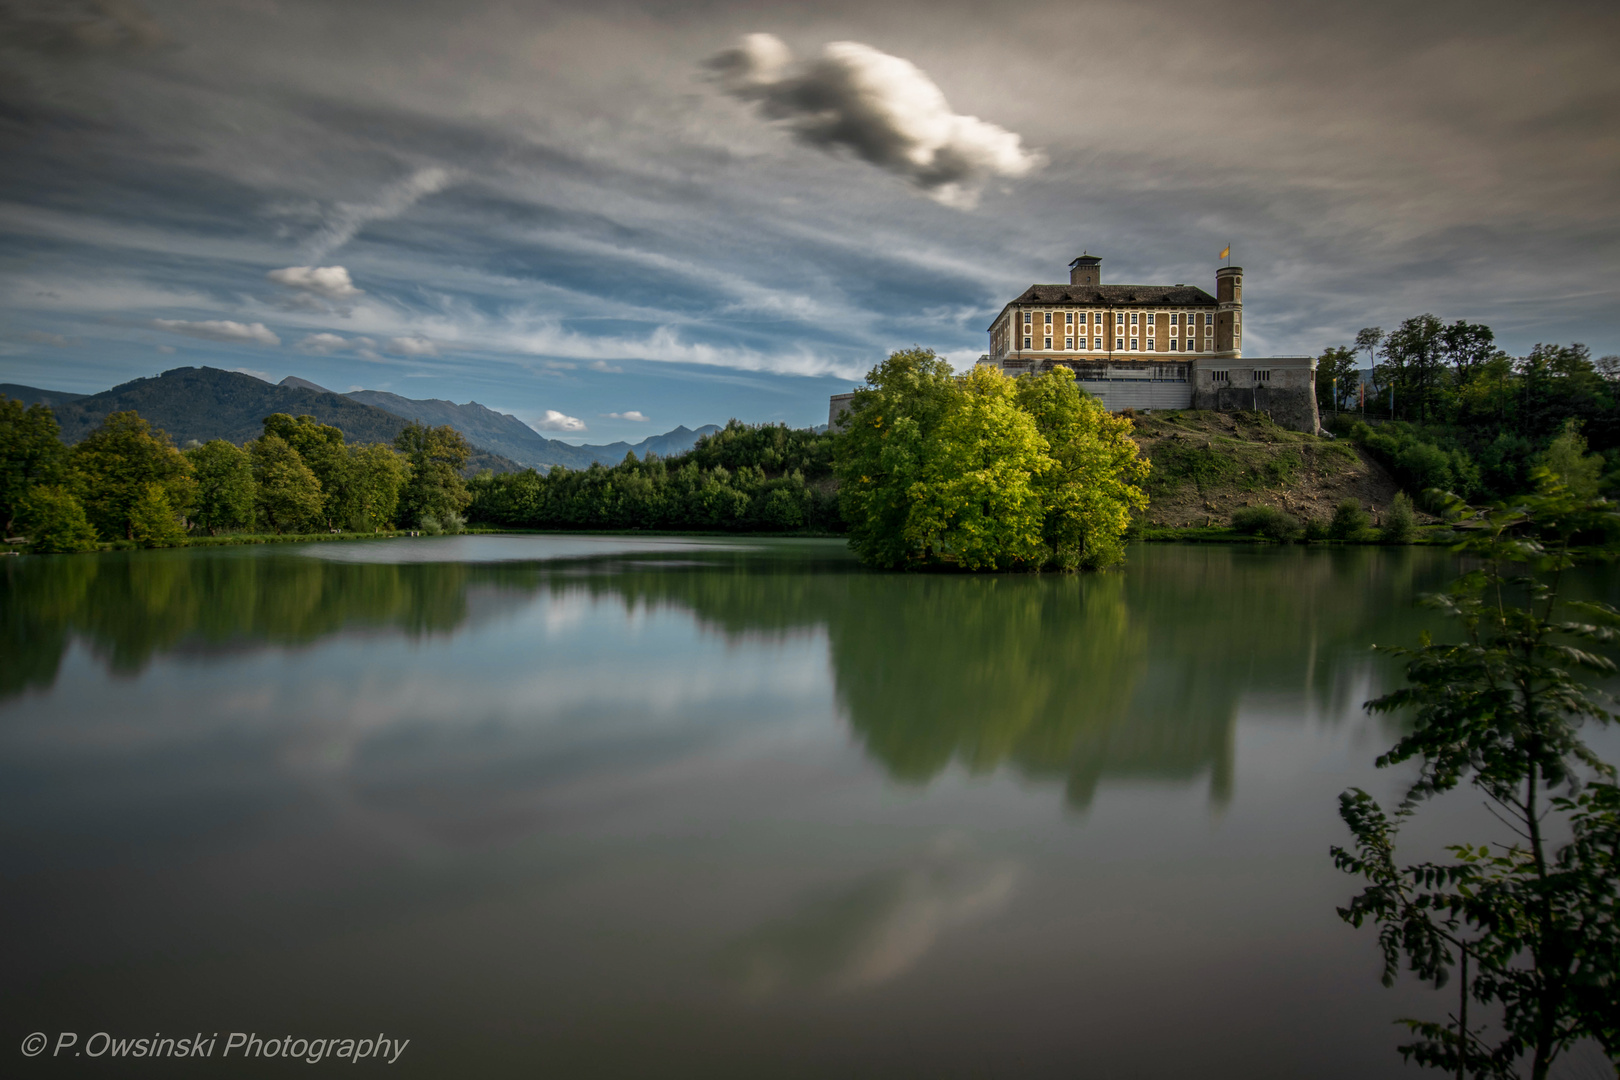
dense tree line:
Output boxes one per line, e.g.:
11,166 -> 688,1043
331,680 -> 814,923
1317,317 -> 1619,507
467,420 -> 841,533
0,395 -> 473,552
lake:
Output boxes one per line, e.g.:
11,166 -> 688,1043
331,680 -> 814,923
3,537 -> 1616,1077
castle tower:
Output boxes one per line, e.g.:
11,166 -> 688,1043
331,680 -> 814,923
1214,265 -> 1243,358
1069,254 -> 1101,286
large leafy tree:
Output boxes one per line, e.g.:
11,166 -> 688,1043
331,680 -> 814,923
834,350 -> 1149,571
250,434 -> 323,533
184,439 -> 255,535
1334,475 -> 1620,1078
1316,345 -> 1362,414
17,485 -> 98,553
1379,313 -> 1447,422
394,420 -> 472,527
262,413 -> 353,529
69,411 -> 193,541
1015,367 -> 1149,571
349,442 -> 408,530
0,396 -> 67,536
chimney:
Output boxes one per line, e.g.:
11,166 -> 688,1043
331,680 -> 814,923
1069,254 -> 1101,287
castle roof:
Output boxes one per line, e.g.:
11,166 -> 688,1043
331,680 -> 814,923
1012,284 -> 1217,306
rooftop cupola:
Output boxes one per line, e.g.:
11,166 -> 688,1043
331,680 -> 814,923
1069,254 -> 1101,287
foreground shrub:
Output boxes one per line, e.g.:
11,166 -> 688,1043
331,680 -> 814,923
1230,505 -> 1301,541
1380,492 -> 1418,543
1329,499 -> 1371,539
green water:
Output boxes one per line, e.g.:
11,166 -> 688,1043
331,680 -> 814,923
2,537 -> 1615,1077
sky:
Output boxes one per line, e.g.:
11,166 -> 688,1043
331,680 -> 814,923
0,0 -> 1616,443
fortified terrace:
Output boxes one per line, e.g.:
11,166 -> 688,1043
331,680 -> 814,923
830,254 -> 1321,434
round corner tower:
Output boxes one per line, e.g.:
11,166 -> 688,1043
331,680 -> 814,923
1215,265 -> 1243,358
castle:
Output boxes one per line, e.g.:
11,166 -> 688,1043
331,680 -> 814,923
830,254 -> 1320,434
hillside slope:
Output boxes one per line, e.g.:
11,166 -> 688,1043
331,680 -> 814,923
8,367 -> 523,474
1130,410 -> 1403,527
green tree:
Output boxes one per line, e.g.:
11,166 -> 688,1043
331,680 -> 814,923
184,439 -> 255,535
1317,346 -> 1362,414
68,411 -> 194,541
1380,314 -> 1446,422
1538,421 -> 1605,501
1014,366 -> 1149,570
394,421 -> 471,527
129,483 -> 185,547
17,484 -> 98,553
834,350 -> 1149,571
262,414 -> 354,529
1333,477 -> 1620,1078
903,364 -> 1049,570
0,396 -> 67,535
348,442 -> 408,530
250,434 -> 323,533
1382,491 -> 1419,543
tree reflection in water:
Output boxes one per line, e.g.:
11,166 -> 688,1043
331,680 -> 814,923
1,541 -> 1459,808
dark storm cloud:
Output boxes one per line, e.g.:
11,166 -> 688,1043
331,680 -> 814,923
706,32 -> 1041,208
0,0 -> 1616,427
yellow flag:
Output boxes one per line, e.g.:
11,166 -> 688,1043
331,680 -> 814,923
1219,245 -> 1230,260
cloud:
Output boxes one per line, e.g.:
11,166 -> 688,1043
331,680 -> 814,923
22,330 -> 71,346
152,319 -> 280,346
267,265 -> 363,299
588,359 -> 623,373
305,167 -> 454,262
296,332 -> 351,354
231,367 -> 271,382
388,335 -> 438,356
706,33 -> 1042,209
530,410 -> 586,433
0,0 -> 167,56
602,410 -> 648,421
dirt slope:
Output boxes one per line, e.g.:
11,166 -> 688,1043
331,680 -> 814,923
1129,410 -> 1404,528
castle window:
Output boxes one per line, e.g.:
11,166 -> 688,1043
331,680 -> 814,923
1116,312 -> 1124,326
1065,312 -> 1073,325
1065,336 -> 1073,350
1130,313 -> 1138,326
1114,337 -> 1124,351
1024,312 -> 1032,326
1213,370 -> 1229,382
1094,337 -> 1102,350
1202,313 -> 1212,326
1130,337 -> 1138,350
1146,340 -> 1156,351
1252,369 -> 1270,382
1044,336 -> 1052,349
1170,313 -> 1179,326
1023,336 -> 1031,349
1044,312 -> 1052,325
1168,340 -> 1179,351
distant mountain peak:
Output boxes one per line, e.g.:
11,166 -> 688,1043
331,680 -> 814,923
280,375 -> 333,394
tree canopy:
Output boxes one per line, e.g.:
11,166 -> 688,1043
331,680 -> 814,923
833,349 -> 1149,571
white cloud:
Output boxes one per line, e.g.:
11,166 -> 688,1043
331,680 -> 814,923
588,359 -> 623,373
267,265 -> 363,299
152,319 -> 281,346
306,167 -> 455,261
530,410 -> 587,433
388,335 -> 438,356
602,410 -> 648,421
22,330 -> 71,347
296,332 -> 351,354
231,367 -> 271,381
707,33 -> 1042,209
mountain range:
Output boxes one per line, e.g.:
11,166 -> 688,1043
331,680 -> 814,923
1,367 -> 721,471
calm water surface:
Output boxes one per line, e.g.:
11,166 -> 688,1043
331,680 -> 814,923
3,537 -> 1616,1077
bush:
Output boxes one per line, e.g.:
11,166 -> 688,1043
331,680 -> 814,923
1230,505 -> 1301,541
130,483 -> 186,547
419,514 -> 443,535
1380,492 -> 1418,544
1329,499 -> 1370,539
18,485 -> 98,553
1302,516 -> 1331,542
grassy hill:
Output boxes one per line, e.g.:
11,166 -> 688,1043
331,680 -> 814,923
1130,410 -> 1404,528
